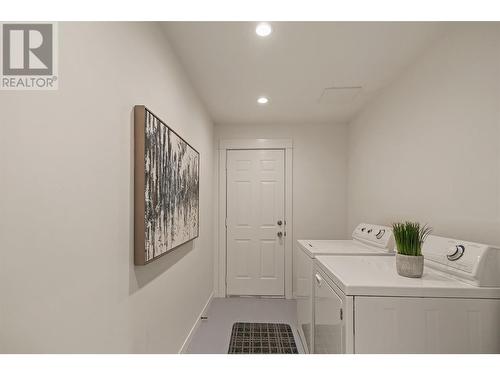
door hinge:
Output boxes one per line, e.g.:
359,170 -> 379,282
225,217 -> 228,227
340,308 -> 343,321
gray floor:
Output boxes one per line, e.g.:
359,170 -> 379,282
187,297 -> 305,354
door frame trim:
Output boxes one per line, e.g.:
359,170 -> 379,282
216,139 -> 293,298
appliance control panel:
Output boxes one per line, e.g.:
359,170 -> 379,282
423,235 -> 500,287
352,223 -> 395,251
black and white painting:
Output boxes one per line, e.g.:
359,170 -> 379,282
143,108 -> 199,263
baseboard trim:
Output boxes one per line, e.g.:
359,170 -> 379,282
178,291 -> 214,354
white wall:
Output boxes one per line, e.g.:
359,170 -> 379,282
348,23 -> 500,246
216,123 -> 349,243
0,22 -> 214,353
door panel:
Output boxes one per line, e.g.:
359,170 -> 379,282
235,240 -> 251,278
259,181 -> 276,225
226,149 -> 285,296
260,240 -> 277,278
235,181 -> 252,224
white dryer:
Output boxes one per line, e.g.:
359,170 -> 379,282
313,235 -> 500,353
293,223 -> 395,353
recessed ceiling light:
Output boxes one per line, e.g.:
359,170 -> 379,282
255,22 -> 272,37
257,96 -> 269,104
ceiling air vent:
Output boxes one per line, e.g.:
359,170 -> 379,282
318,86 -> 362,105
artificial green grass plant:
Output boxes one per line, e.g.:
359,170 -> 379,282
392,222 -> 432,256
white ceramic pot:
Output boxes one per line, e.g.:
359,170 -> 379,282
396,253 -> 424,278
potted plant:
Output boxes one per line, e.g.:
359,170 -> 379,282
392,222 -> 432,278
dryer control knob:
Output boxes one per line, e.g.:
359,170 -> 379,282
447,245 -> 465,261
376,229 -> 385,239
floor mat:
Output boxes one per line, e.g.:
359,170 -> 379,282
228,322 -> 298,354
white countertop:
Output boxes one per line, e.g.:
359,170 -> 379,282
296,239 -> 394,258
315,255 -> 500,299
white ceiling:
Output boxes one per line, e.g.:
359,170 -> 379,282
163,22 -> 446,125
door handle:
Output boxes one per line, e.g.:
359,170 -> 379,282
277,231 -> 283,238
277,220 -> 283,226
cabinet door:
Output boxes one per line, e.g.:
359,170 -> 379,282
314,271 -> 344,354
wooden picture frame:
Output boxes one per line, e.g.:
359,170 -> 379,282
134,105 -> 200,265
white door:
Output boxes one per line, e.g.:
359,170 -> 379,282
226,149 -> 285,296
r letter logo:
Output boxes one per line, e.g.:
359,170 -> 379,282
1,23 -> 58,90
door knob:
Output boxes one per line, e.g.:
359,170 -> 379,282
277,220 -> 283,226
277,231 -> 283,238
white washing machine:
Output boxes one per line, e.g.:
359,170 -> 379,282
313,235 -> 500,353
293,223 -> 395,353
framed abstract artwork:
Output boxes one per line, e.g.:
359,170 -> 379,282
134,105 -> 200,265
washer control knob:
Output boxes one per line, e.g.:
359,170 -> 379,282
376,229 -> 385,239
447,245 -> 465,261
